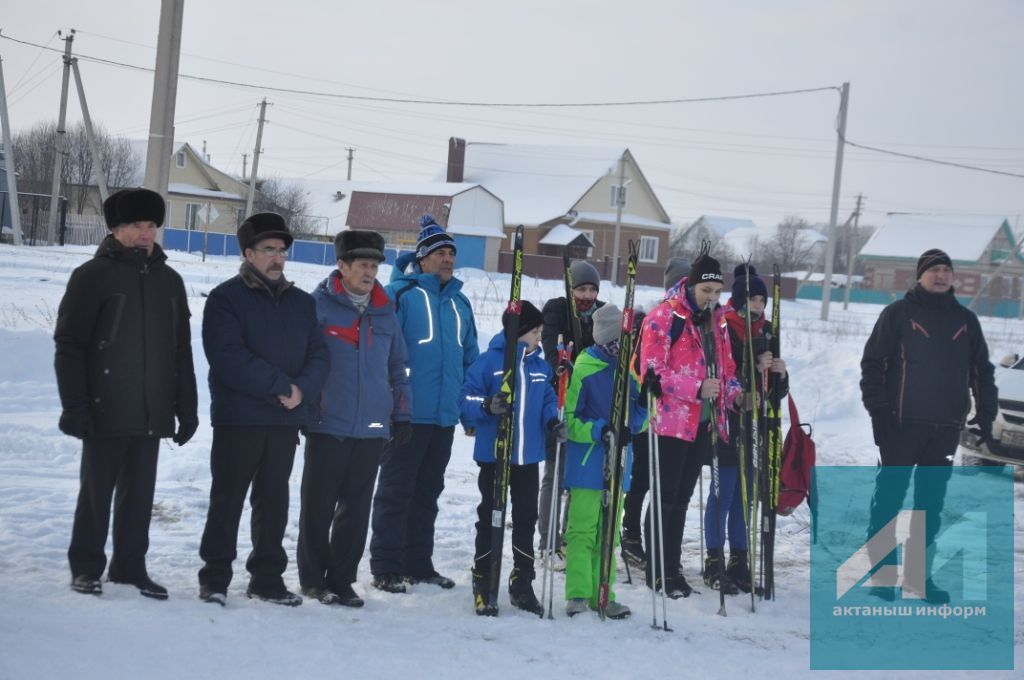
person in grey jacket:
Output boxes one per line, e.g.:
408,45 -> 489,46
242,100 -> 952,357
297,230 -> 412,607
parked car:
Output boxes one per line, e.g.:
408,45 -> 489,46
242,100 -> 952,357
960,352 -> 1024,466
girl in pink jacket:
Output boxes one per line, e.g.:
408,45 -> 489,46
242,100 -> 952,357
637,244 -> 740,598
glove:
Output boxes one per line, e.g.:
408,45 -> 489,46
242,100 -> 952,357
483,392 -> 510,416
967,415 -> 993,446
869,408 -> 896,448
59,407 -> 93,439
547,418 -> 568,443
391,421 -> 413,447
172,419 -> 199,446
601,424 -> 616,451
644,367 -> 663,400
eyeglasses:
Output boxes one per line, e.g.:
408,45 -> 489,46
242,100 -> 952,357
254,246 -> 289,258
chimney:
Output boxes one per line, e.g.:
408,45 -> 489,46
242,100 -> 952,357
447,137 -> 466,183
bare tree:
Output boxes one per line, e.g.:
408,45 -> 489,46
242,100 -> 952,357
762,216 -> 819,272
252,177 -> 320,239
669,220 -> 740,270
11,120 -> 141,213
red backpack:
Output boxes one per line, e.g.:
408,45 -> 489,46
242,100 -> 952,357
777,393 -> 816,518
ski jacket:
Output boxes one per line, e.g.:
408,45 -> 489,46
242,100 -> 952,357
540,296 -> 606,373
564,345 -> 633,492
459,331 -> 557,465
308,270 -> 411,439
203,264 -> 329,428
387,252 -> 479,427
54,236 -> 198,438
639,277 -> 740,443
860,284 -> 996,427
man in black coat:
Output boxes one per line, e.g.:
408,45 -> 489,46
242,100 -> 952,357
860,248 -> 997,604
197,213 -> 329,607
55,188 -> 198,599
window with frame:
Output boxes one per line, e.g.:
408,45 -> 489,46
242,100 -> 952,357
184,203 -> 202,230
608,184 -> 627,209
175,151 -> 186,168
235,208 -> 245,228
579,229 -> 595,258
639,235 -> 659,263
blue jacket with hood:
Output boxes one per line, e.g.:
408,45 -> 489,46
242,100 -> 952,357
387,251 -> 478,427
308,270 -> 412,439
459,330 -> 558,465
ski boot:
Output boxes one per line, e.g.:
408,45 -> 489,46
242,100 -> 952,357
472,568 -> 495,617
727,550 -> 761,595
620,533 -> 647,571
508,568 -> 544,616
703,549 -> 739,595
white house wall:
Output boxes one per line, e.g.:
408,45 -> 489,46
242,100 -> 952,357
572,158 -> 666,224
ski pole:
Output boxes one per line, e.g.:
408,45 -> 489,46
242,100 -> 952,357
647,364 -> 671,631
703,301 -> 727,617
543,336 -> 570,619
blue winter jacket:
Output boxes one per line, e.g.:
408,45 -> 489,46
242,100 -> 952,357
308,270 -> 412,439
387,252 -> 479,426
564,345 -> 633,492
203,265 -> 330,427
459,331 -> 558,465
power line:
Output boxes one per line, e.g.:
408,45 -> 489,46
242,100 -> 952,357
0,33 -> 838,108
844,139 -> 1024,179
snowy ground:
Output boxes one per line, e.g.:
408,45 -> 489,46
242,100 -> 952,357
0,243 -> 1020,679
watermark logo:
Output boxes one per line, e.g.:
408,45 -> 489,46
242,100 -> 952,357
810,466 -> 1013,670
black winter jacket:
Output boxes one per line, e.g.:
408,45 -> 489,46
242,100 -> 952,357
54,237 -> 198,437
202,264 -> 329,427
860,285 -> 996,427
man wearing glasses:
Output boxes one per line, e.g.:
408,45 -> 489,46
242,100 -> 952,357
197,213 -> 329,606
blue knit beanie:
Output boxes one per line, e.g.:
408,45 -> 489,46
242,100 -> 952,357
416,214 -> 457,259
730,263 -> 768,311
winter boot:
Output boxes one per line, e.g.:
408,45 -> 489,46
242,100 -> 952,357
703,550 -> 739,595
620,533 -> 646,570
726,551 -> 755,594
371,573 -> 407,594
199,584 -> 226,606
246,582 -> 302,607
566,598 -> 589,617
109,573 -> 168,600
301,586 -> 341,605
404,570 -> 455,589
508,568 -> 544,616
603,600 -> 631,620
71,575 -> 102,595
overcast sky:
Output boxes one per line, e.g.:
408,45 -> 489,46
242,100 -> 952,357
2,0 -> 1021,230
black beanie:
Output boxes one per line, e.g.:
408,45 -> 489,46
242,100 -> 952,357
731,264 -> 768,311
688,241 -> 723,285
916,249 -> 953,279
103,188 -> 165,229
502,300 -> 543,337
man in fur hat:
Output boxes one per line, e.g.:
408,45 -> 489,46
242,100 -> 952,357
55,187 -> 198,600
297,230 -> 412,608
197,212 -> 329,607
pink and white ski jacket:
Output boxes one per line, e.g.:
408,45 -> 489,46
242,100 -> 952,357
639,278 -> 740,442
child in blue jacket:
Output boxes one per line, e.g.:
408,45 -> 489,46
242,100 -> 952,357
563,303 -> 633,619
460,301 -> 563,616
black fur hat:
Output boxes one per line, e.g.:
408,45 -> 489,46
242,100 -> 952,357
103,188 -> 165,229
237,212 -> 293,252
335,230 -> 385,262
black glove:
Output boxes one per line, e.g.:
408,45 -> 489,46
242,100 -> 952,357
869,408 -> 896,448
172,419 -> 199,446
548,418 -> 568,443
391,421 -> 413,447
644,367 -> 663,400
967,415 -> 993,446
483,392 -> 510,416
59,407 -> 93,440
601,424 -> 616,451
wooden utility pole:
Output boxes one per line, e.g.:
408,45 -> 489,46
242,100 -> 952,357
242,153 -> 248,178
0,55 -> 24,245
611,152 -> 626,285
820,81 -> 850,321
346,147 -> 354,181
46,30 -> 75,244
244,99 -> 269,217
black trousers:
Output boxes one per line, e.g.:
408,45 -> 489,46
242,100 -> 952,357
369,424 -> 454,576
297,433 -> 383,591
645,430 -> 708,582
474,462 -> 540,576
867,423 -> 958,569
68,436 -> 159,580
622,431 -> 650,538
198,426 -> 298,592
